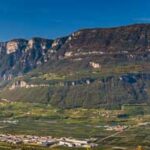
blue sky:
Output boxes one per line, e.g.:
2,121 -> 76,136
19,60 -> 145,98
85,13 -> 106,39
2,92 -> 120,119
0,0 -> 149,41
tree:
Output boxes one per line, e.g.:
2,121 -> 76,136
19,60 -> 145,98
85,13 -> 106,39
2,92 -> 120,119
136,145 -> 143,150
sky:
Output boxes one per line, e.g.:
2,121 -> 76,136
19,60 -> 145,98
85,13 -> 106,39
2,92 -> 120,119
0,0 -> 149,41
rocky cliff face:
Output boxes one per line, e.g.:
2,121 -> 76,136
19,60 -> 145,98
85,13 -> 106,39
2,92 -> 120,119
0,37 -> 67,78
59,24 -> 150,61
0,24 -> 150,78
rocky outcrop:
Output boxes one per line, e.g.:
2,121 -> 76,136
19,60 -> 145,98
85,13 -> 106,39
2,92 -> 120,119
0,38 -> 54,77
6,39 -> 27,54
9,80 -> 49,90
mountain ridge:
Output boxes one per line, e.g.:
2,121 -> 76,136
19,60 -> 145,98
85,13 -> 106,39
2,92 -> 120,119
0,23 -> 149,78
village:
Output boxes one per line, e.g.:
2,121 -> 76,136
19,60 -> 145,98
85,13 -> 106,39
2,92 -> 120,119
0,134 -> 98,148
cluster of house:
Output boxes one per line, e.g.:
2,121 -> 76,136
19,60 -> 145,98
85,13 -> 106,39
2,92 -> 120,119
89,61 -> 102,69
0,120 -> 18,124
0,134 -> 98,148
57,137 -> 97,148
137,122 -> 150,126
101,111 -> 111,118
105,125 -> 128,132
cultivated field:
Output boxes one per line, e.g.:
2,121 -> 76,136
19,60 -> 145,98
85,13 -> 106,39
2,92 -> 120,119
0,102 -> 149,149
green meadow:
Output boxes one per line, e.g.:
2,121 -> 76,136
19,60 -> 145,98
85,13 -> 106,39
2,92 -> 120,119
0,102 -> 149,149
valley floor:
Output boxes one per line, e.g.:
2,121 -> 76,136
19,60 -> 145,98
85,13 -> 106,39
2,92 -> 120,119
0,102 -> 149,149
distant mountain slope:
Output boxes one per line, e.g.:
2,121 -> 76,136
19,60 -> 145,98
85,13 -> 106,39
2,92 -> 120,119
1,73 -> 150,108
0,24 -> 150,108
